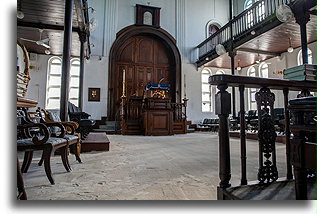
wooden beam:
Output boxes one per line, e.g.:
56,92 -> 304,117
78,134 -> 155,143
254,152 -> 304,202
60,0 -> 74,121
237,48 -> 281,56
17,20 -> 80,32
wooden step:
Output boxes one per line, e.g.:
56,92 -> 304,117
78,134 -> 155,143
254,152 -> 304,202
81,132 -> 110,152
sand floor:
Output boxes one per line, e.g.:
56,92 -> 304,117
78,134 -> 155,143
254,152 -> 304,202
18,132 -> 288,200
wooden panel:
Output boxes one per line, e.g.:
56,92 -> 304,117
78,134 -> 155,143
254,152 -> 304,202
137,37 -> 154,64
152,114 -> 169,129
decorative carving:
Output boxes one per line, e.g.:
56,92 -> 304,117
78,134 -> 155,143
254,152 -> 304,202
297,89 -> 312,98
255,87 -> 278,183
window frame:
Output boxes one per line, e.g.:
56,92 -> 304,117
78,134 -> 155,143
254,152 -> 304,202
201,68 -> 213,112
45,57 -> 81,110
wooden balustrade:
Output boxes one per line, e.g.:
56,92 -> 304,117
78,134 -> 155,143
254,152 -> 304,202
209,74 -> 315,199
196,0 -> 294,60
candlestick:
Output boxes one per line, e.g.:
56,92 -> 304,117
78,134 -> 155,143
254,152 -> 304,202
184,74 -> 187,99
122,69 -> 126,98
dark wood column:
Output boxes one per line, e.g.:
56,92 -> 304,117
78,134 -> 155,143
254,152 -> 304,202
294,1 -> 311,64
79,32 -> 86,109
60,0 -> 74,121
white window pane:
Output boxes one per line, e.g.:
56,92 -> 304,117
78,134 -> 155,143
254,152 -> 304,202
50,65 -> 62,75
251,102 -> 257,110
47,99 -> 60,110
201,75 -> 209,83
202,93 -> 211,101
70,77 -> 80,87
69,88 -> 79,99
72,60 -> 80,66
48,76 -> 61,86
70,66 -> 80,76
251,92 -> 256,102
202,84 -> 210,92
202,102 -> 211,112
47,87 -> 61,98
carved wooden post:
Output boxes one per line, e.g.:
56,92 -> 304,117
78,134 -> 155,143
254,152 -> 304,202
255,87 -> 278,183
239,85 -> 247,185
283,88 -> 293,179
215,84 -> 231,189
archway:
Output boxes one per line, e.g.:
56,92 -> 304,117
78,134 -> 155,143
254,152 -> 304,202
108,25 -> 182,120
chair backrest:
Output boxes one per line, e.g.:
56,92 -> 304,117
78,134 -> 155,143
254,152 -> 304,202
68,102 -> 81,113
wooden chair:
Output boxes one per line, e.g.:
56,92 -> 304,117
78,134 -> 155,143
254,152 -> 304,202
17,110 -> 71,185
68,102 -> 96,139
36,108 -> 82,163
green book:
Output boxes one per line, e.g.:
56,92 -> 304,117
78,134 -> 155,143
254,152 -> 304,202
283,64 -> 316,75
284,71 -> 316,79
285,75 -> 316,81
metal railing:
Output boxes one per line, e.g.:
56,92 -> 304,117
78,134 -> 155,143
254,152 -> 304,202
197,0 -> 294,60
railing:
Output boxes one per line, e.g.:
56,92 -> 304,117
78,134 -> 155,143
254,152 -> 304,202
123,96 -> 143,121
197,0 -> 294,60
209,74 -> 315,198
171,103 -> 186,122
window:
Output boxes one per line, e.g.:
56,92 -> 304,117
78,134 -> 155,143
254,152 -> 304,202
297,48 -> 313,65
46,57 -> 81,109
216,70 -> 225,75
259,62 -> 268,78
201,69 -> 212,112
247,66 -> 257,110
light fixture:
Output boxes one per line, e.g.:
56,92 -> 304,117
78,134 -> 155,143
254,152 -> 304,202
17,1 -> 24,19
256,53 -> 261,64
287,37 -> 294,53
237,59 -> 242,71
44,49 -> 51,55
251,30 -> 256,35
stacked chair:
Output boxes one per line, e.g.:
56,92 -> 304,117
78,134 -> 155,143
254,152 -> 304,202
17,108 -> 81,185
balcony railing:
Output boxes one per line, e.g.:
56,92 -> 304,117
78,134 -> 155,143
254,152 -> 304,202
209,74 -> 315,199
196,0 -> 294,62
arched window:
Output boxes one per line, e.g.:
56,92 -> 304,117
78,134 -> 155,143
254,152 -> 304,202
69,59 -> 81,106
201,68 -> 212,112
247,66 -> 257,110
46,57 -> 81,109
297,48 -> 313,65
216,70 -> 225,74
259,62 -> 269,78
46,57 -> 62,109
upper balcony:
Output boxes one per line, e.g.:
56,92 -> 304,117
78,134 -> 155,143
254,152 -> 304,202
195,0 -> 316,69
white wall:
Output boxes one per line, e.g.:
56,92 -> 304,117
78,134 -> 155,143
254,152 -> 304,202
26,1 -> 316,124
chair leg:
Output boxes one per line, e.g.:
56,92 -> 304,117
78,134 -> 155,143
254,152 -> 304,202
17,158 -> 27,200
70,143 -> 82,163
38,152 -> 44,166
21,151 -> 33,173
61,146 -> 72,172
43,147 -> 55,185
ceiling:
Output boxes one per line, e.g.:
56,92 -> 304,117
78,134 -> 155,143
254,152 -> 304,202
203,14 -> 316,69
17,0 -> 87,57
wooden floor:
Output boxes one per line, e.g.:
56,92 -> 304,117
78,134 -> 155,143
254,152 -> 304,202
222,178 -> 316,200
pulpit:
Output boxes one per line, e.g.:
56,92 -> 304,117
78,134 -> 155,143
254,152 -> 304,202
143,98 -> 173,136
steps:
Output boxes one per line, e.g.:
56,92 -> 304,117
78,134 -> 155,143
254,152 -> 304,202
92,120 -> 121,135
